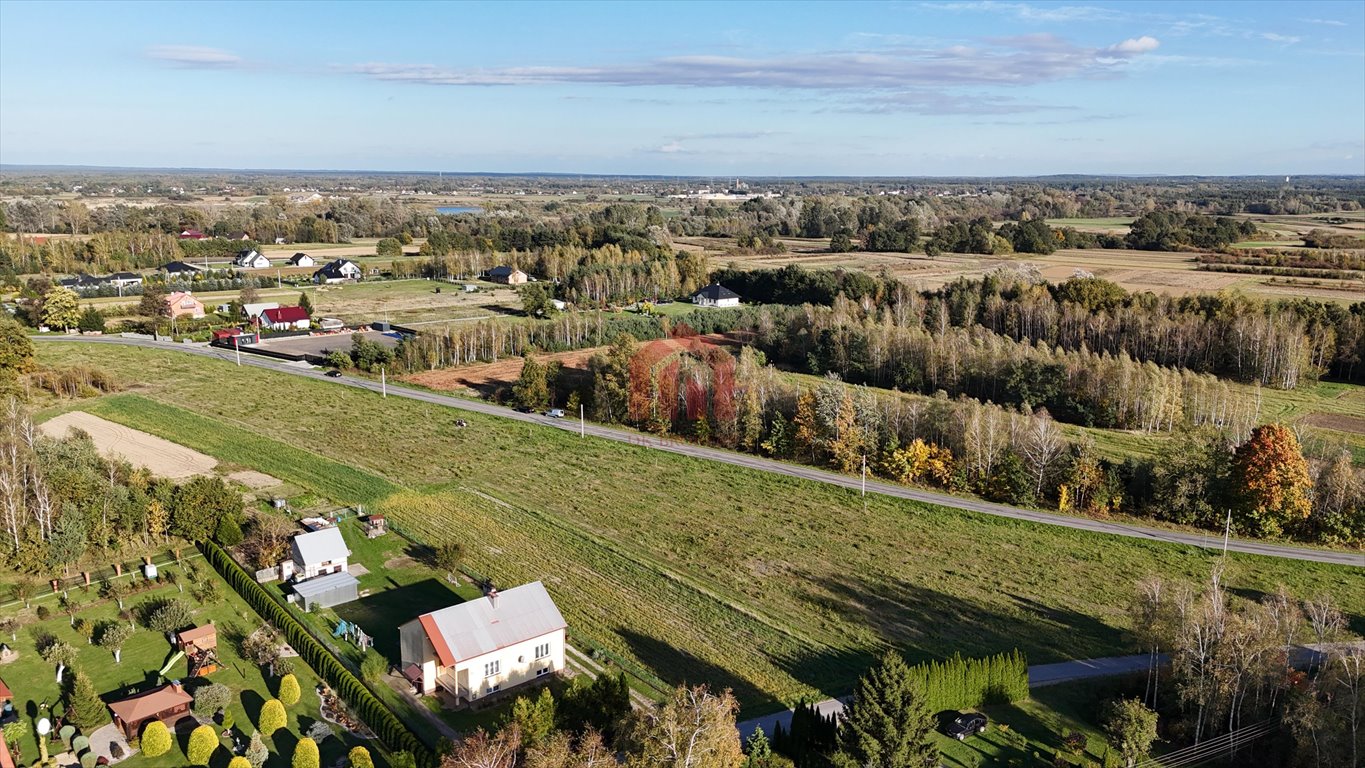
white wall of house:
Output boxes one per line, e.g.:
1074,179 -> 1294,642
296,556 -> 347,580
453,628 -> 565,700
400,626 -> 566,698
692,296 -> 740,308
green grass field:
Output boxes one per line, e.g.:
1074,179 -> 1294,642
1,561 -> 388,767
32,343 -> 1365,717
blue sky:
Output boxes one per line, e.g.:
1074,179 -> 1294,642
1,0 -> 1362,176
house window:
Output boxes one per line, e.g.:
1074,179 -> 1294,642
537,667 -> 550,677
534,643 -> 550,660
485,683 -> 501,694
484,660 -> 500,678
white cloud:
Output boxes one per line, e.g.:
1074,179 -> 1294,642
1299,17 -> 1347,27
349,34 -> 1160,94
1259,32 -> 1302,44
145,45 -> 243,69
657,141 -> 686,154
1107,36 -> 1161,54
919,2 -> 1124,23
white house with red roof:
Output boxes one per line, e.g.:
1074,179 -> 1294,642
398,582 -> 566,701
261,305 -> 311,330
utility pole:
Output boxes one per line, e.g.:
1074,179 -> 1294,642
234,336 -> 240,366
1222,509 -> 1232,557
579,403 -> 585,438
381,366 -> 387,398
861,454 -> 867,497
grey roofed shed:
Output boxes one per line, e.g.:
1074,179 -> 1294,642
292,570 -> 359,610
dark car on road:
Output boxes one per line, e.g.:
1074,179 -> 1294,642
946,713 -> 987,740
514,405 -> 534,413
325,369 -> 343,378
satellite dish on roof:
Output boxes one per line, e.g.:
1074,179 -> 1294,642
37,717 -> 51,736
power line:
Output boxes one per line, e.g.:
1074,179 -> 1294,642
1134,719 -> 1277,768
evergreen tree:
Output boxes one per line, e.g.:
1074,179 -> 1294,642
229,757 -> 253,768
278,673 -> 301,707
292,737 -> 320,768
348,746 -> 375,768
187,724 -> 219,766
510,687 -> 557,748
297,291 -> 314,315
65,669 -> 107,730
832,652 -> 939,768
140,721 -> 172,758
245,731 -> 269,768
76,305 -> 105,333
258,698 -> 286,736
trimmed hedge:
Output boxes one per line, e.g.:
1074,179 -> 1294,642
908,650 -> 1029,712
200,541 -> 433,766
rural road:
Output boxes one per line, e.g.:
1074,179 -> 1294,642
39,335 -> 1365,569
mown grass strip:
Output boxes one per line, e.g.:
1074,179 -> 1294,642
85,394 -> 401,505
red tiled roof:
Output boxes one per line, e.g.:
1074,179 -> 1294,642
107,683 -> 192,723
0,730 -> 15,768
263,306 -> 309,324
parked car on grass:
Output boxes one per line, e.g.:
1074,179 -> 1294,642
946,713 -> 988,740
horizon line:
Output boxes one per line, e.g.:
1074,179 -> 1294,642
2,163 -> 1362,181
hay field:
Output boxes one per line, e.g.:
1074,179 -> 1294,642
34,342 -> 1365,712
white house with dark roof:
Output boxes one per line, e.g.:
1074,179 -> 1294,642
691,282 -> 741,308
398,582 -> 566,701
234,249 -> 271,269
287,252 -> 316,267
286,527 -> 350,580
314,259 -> 362,284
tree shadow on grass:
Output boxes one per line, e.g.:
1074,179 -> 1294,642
240,690 -> 266,732
617,629 -> 767,710
270,726 -> 300,767
802,573 -> 1124,671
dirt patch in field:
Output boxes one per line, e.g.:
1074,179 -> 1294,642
401,333 -> 742,396
40,411 -> 218,480
229,470 -> 283,490
1302,413 -> 1365,435
383,555 -> 420,570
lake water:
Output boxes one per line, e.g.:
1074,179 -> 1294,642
436,206 -> 484,215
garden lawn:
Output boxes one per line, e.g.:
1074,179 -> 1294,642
935,679 -> 1124,768
33,343 -> 1365,717
0,560 -> 389,768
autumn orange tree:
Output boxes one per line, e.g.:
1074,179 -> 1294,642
1231,423 -> 1312,538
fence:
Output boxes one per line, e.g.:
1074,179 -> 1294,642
199,541 -> 436,767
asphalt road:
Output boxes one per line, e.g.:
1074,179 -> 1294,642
40,334 -> 1365,568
